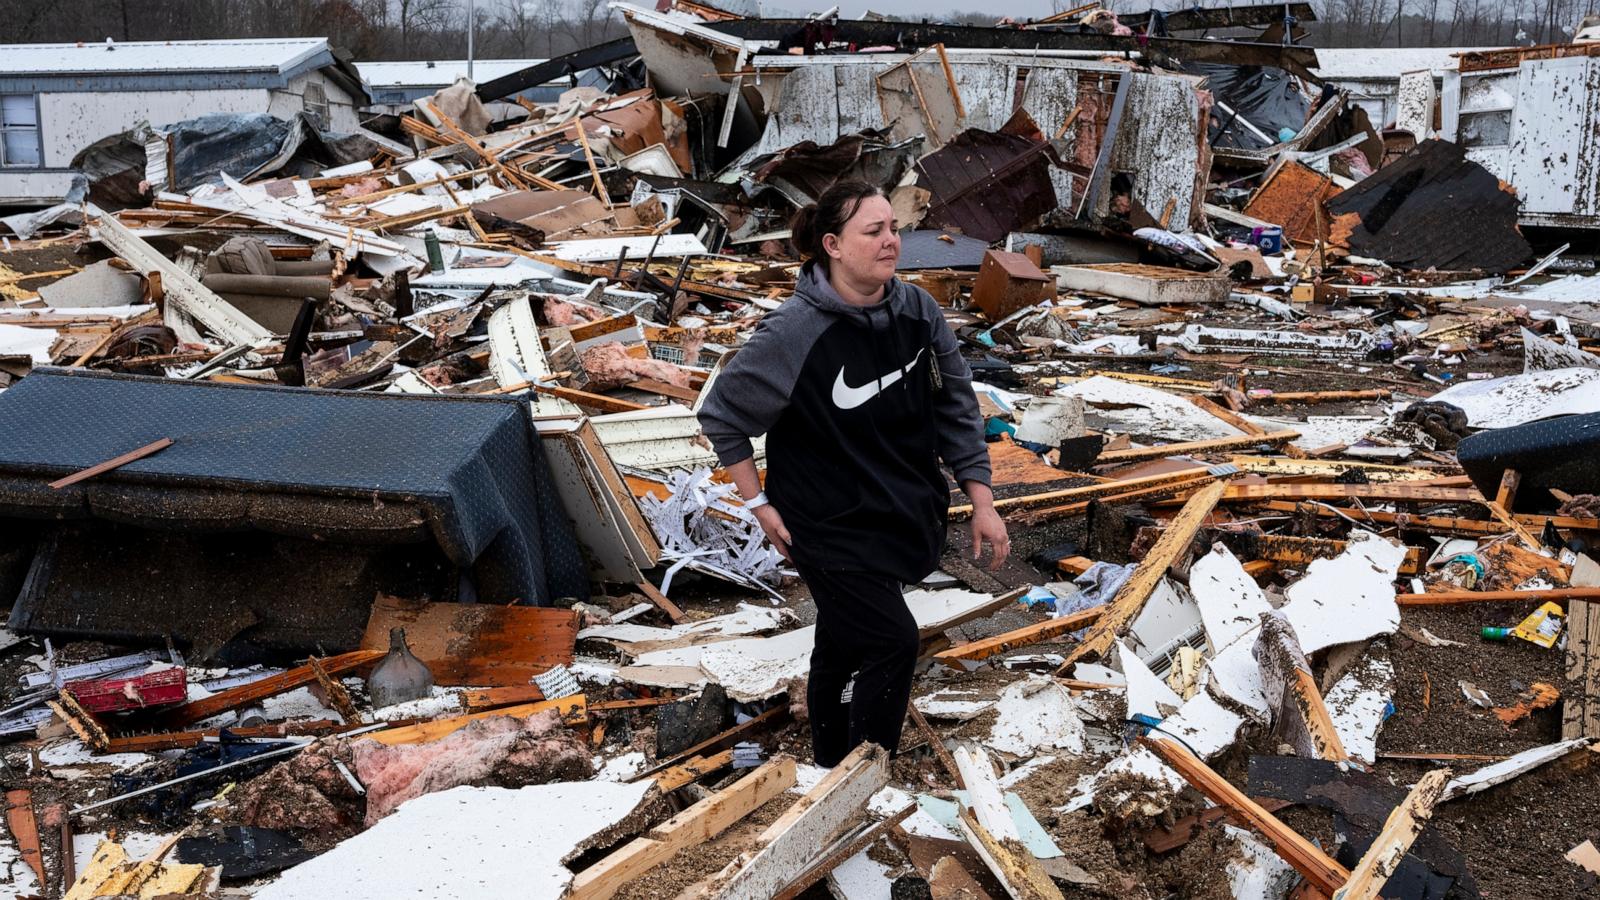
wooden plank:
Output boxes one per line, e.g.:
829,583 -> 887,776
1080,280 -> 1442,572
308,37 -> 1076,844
632,704 -> 791,782
1564,599 -> 1600,740
930,854 -> 997,900
1252,389 -> 1390,404
367,696 -> 586,746
638,580 -> 688,625
360,595 -> 576,686
1143,798 -> 1295,853
1058,480 -> 1226,671
1330,769 -> 1451,900
652,749 -> 735,792
1246,533 -> 1423,576
910,704 -> 964,787
461,684 -> 546,710
533,382 -> 650,414
567,756 -> 797,900
933,605 -> 1105,668
1221,482 -> 1478,502
918,586 -> 1030,639
772,803 -> 916,900
1480,471 -> 1544,551
1016,474 -> 1217,526
1251,501 -> 1506,536
1190,395 -> 1267,435
1094,431 -> 1299,465
631,377 -> 701,403
1141,736 -> 1351,894
103,719 -> 345,753
690,743 -> 891,900
48,437 -> 173,489
4,790 -> 44,887
155,650 -> 383,729
951,469 -> 1214,518
1397,588 -> 1600,606
1227,456 -> 1441,482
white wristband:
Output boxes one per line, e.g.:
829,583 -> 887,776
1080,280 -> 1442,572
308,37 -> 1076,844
745,491 -> 771,510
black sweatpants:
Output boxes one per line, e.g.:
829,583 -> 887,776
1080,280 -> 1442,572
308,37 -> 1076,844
797,564 -> 920,768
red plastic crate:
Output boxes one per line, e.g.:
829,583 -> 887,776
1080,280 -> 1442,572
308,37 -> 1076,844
64,668 -> 188,713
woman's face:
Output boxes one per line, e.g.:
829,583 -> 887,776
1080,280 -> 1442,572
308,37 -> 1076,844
822,195 -> 901,287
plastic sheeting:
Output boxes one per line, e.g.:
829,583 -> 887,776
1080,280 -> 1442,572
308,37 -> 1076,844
1192,63 -> 1311,151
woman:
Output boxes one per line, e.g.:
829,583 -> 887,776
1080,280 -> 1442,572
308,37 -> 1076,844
697,181 -> 1010,767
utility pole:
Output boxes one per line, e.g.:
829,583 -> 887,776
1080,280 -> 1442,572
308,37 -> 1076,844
467,0 -> 476,81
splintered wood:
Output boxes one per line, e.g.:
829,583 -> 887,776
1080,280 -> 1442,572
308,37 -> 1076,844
1564,599 -> 1600,739
568,757 -> 797,900
1330,770 -> 1451,900
688,744 -> 889,899
1059,479 -> 1226,670
361,594 -> 577,686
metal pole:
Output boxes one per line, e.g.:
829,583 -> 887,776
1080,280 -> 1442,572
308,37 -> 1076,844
468,0 -> 476,81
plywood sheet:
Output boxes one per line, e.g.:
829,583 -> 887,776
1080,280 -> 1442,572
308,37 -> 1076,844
361,595 -> 577,686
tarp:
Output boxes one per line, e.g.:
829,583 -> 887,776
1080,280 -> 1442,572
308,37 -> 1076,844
1192,63 -> 1311,151
0,368 -> 587,607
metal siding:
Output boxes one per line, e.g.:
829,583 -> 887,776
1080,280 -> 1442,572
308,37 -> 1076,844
1019,66 -> 1080,209
834,64 -> 886,135
40,88 -> 268,167
1111,72 -> 1202,228
1507,57 -> 1595,216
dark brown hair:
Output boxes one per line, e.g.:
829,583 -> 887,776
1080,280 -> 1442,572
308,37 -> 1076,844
790,180 -> 885,270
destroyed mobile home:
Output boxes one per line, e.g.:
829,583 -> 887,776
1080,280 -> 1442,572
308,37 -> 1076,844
3,3 -> 1600,898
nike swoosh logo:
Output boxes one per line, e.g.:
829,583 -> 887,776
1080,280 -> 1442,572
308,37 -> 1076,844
831,348 -> 926,410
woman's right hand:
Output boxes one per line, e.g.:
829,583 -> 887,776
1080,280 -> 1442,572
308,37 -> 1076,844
753,505 -> 793,562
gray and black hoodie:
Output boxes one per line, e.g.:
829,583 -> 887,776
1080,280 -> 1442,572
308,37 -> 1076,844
698,263 -> 991,583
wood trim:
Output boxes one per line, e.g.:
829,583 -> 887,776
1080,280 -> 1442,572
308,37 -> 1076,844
1058,480 -> 1226,670
1094,431 -> 1299,465
932,605 -> 1105,668
154,650 -> 383,729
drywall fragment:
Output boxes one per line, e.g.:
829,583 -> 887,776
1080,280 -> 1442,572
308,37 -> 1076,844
1440,738 -> 1594,802
985,675 -> 1086,757
1326,654 -> 1395,765
254,782 -> 656,900
1191,544 -> 1273,652
1117,640 -> 1182,721
1280,530 -> 1404,654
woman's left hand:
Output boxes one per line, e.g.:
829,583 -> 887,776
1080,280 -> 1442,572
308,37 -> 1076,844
970,507 -> 1010,572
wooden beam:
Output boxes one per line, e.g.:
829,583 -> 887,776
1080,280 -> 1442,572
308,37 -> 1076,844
102,719 -> 346,753
461,684 -> 546,710
951,468 -> 1214,518
1095,431 -> 1299,465
652,749 -> 735,792
1227,456 -> 1442,483
368,696 -> 585,746
631,377 -> 700,403
1563,599 -> 1600,740
48,437 -> 173,489
1220,482 -> 1478,502
1397,587 -> 1600,606
1247,534 -> 1423,576
772,803 -> 916,900
1058,480 -> 1226,671
1015,474 -> 1217,526
689,743 -> 890,899
933,605 -> 1105,669
533,382 -> 650,414
909,704 -> 964,788
638,580 -> 688,624
567,756 -> 798,900
153,649 -> 383,730
1254,612 -> 1348,762
1480,469 -> 1543,551
1251,501 -> 1506,536
4,790 -> 44,887
1250,389 -> 1390,404
1329,769 -> 1451,900
632,703 -> 790,782
1190,395 -> 1267,435
1141,736 -> 1351,895
1143,797 -> 1296,854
